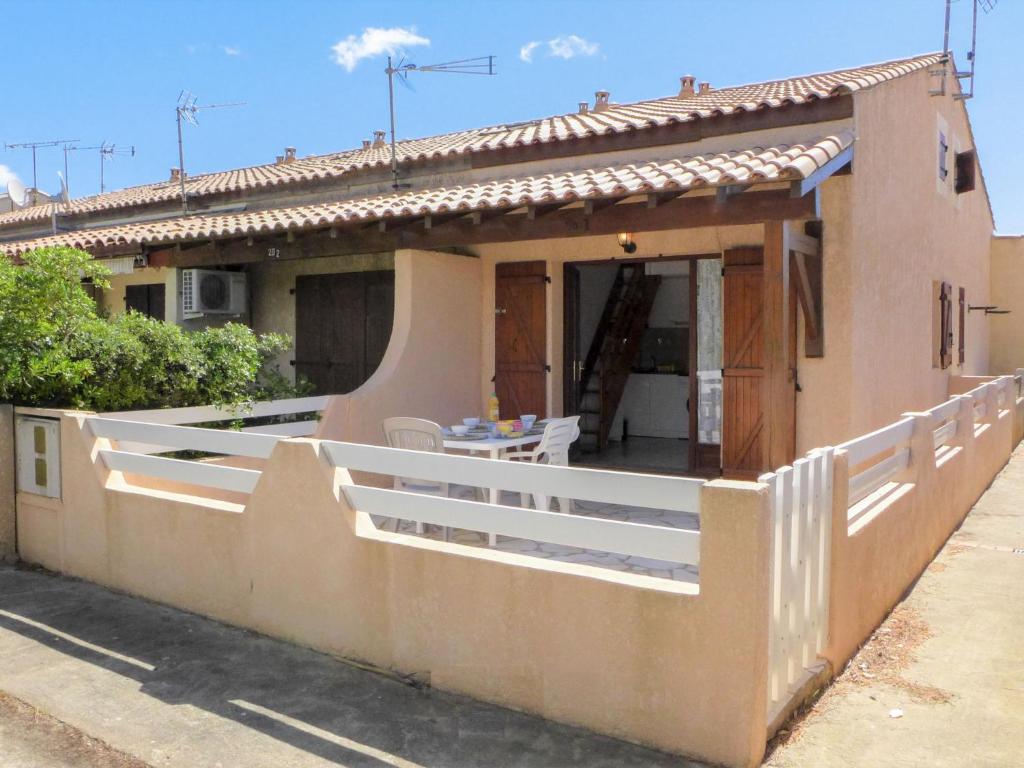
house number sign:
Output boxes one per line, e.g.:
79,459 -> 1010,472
267,247 -> 282,259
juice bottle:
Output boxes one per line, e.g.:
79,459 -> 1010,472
487,392 -> 500,422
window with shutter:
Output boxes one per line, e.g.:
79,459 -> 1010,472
939,282 -> 953,370
958,286 -> 966,366
938,131 -> 949,182
955,150 -> 977,194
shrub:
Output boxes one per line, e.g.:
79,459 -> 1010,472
0,246 -> 302,410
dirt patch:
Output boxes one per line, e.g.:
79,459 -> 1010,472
767,604 -> 952,756
0,691 -> 150,768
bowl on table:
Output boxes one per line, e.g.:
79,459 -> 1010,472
450,425 -> 470,436
520,415 -> 537,431
463,417 -> 481,428
497,421 -> 515,437
486,421 -> 500,437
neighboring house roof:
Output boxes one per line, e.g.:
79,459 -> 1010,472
0,52 -> 938,234
0,132 -> 853,256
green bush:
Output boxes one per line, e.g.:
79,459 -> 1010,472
0,246 -> 304,410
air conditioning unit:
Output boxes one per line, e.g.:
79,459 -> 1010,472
180,269 -> 247,319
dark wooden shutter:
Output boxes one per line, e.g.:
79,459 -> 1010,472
939,282 -> 953,370
494,261 -> 547,418
722,247 -> 765,479
294,271 -> 395,395
125,283 -> 166,320
958,286 -> 966,366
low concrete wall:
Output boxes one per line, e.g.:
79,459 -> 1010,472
824,384 -> 1018,668
0,405 -> 14,562
16,412 -> 775,768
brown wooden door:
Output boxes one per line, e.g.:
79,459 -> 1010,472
495,261 -> 548,418
295,271 -> 395,394
722,247 -> 765,479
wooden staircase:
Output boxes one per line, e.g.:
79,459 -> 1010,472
577,264 -> 662,452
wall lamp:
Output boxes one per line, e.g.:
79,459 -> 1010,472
617,232 -> 637,254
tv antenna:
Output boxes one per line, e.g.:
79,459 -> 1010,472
384,54 -> 495,189
175,91 -> 245,214
62,142 -> 136,196
939,0 -> 997,100
4,138 -> 79,197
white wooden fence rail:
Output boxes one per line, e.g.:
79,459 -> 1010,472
101,396 -> 329,425
761,447 -> 834,724
99,449 -> 262,493
322,440 -> 703,566
837,418 -> 913,507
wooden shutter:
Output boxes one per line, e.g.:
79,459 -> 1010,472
494,261 -> 548,418
939,281 -> 953,370
958,286 -> 966,366
722,247 -> 765,478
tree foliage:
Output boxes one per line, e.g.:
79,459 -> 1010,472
0,247 -> 298,410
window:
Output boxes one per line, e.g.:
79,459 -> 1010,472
938,281 -> 953,370
124,283 -> 166,320
955,149 -> 977,194
938,131 -> 949,181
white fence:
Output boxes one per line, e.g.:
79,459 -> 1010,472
88,396 -> 329,494
760,447 -> 834,724
322,440 -> 704,567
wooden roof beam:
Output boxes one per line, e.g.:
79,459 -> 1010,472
527,201 -> 573,220
716,184 -> 752,205
646,190 -> 687,209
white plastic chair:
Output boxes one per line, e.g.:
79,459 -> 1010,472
505,416 -> 581,512
381,417 -> 449,538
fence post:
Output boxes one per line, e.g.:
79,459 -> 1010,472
898,412 -> 938,489
822,448 -> 850,668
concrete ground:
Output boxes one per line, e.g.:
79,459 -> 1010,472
0,565 -> 695,768
766,444 -> 1024,767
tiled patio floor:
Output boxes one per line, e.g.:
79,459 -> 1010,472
387,487 -> 700,583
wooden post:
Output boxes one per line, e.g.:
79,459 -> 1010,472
763,221 -> 796,471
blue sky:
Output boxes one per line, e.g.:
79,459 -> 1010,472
2,0 -> 1021,231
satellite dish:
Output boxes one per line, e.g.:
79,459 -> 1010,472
6,178 -> 27,208
57,172 -> 69,205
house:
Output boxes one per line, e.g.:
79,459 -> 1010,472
0,52 -> 999,479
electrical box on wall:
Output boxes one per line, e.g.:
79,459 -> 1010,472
15,417 -> 61,498
180,269 -> 247,319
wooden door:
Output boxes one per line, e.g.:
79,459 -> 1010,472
722,248 -> 765,478
495,261 -> 548,418
295,271 -> 395,395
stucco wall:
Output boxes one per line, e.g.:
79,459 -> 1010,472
17,411 -> 777,768
0,405 -> 14,561
989,235 -> 1024,374
98,266 -> 178,322
845,67 -> 994,439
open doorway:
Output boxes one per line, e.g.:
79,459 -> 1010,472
563,256 -> 723,476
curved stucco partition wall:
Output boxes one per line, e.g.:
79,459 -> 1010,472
315,249 -> 483,446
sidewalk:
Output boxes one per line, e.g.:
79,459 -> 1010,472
0,567 -> 695,768
766,444 -> 1024,767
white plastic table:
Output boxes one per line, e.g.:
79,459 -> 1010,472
442,430 -> 543,545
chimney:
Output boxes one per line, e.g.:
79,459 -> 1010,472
284,146 -> 297,162
275,155 -> 284,165
678,75 -> 696,97
593,91 -> 611,112
372,130 -> 387,148
170,167 -> 181,182
578,101 -> 590,114
699,82 -> 712,95
362,139 -> 372,150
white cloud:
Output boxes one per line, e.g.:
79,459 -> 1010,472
547,34 -> 599,60
519,41 -> 540,63
0,165 -> 21,192
223,45 -> 242,56
331,27 -> 430,72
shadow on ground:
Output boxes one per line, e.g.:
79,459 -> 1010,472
0,565 -> 698,768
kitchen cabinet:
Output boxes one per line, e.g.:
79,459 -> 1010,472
609,373 -> 689,440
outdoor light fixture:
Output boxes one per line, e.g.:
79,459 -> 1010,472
617,232 -> 637,254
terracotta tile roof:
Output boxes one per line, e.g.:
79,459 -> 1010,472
0,53 -> 936,233
0,131 -> 853,256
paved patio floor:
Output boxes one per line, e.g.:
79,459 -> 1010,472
0,565 -> 702,768
390,488 -> 700,582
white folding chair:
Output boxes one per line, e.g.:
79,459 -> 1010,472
505,416 -> 581,512
381,417 -> 449,538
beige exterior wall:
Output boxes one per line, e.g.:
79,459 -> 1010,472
17,410 -> 775,768
844,68 -> 994,440
989,235 -> 1024,374
0,405 -> 14,561
97,266 -> 178,323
